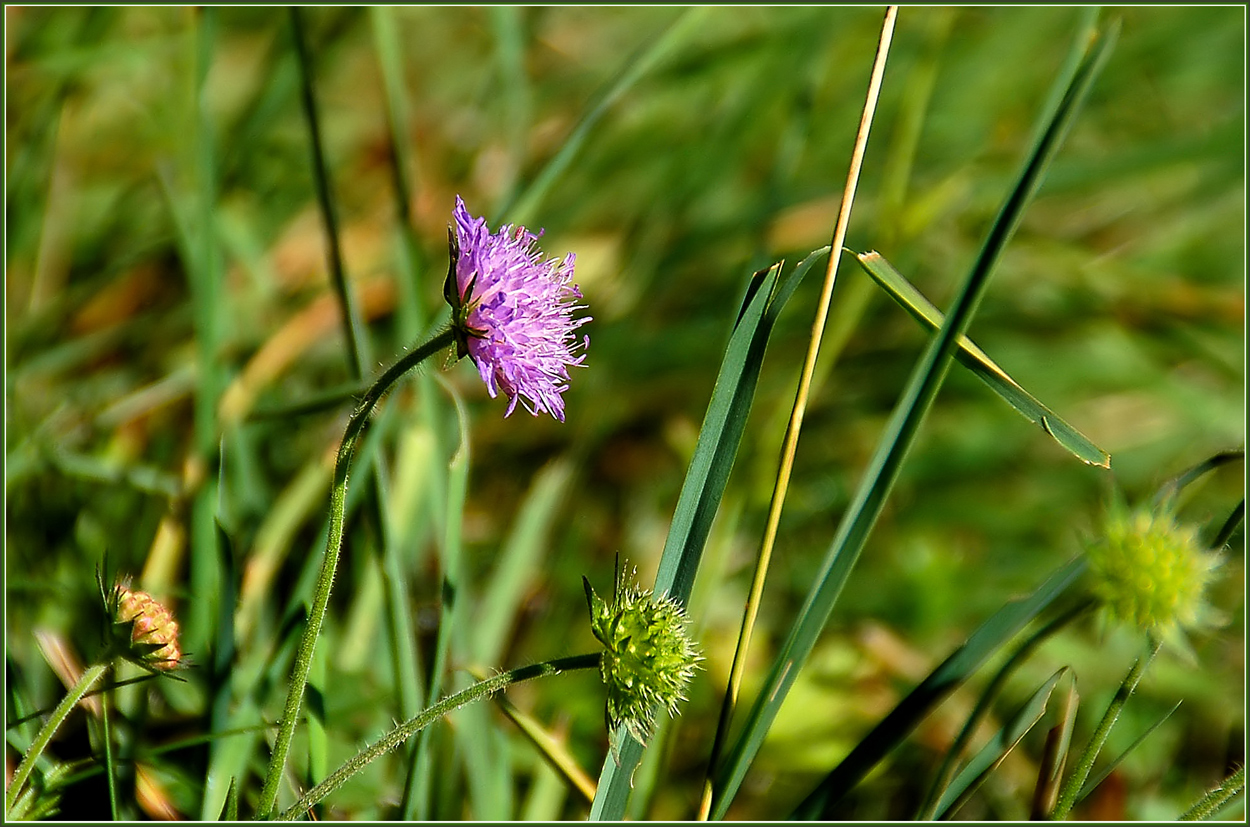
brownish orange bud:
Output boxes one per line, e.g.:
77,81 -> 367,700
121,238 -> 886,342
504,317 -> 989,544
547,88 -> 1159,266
115,587 -> 182,671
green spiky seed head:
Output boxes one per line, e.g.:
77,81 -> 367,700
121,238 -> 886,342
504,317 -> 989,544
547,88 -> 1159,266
1086,505 -> 1221,650
583,563 -> 702,755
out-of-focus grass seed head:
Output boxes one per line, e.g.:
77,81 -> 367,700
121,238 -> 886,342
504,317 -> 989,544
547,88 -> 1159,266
1086,504 -> 1223,655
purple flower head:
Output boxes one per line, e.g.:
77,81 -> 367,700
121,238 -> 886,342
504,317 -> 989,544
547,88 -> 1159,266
446,196 -> 590,422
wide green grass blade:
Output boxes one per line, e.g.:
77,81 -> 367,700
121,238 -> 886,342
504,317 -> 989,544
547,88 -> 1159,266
711,22 -> 1118,819
934,668 -> 1072,819
589,246 -> 830,820
655,246 -> 829,603
170,1 -> 224,669
856,250 -> 1111,468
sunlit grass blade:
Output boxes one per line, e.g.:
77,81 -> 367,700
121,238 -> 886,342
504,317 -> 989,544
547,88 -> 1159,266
856,250 -> 1110,468
789,556 -> 1088,819
700,11 -> 897,817
589,248 -> 829,820
653,246 -> 831,605
934,668 -> 1073,820
711,21 -> 1118,819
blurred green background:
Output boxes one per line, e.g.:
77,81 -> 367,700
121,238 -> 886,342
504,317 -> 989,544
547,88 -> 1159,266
5,6 -> 1243,821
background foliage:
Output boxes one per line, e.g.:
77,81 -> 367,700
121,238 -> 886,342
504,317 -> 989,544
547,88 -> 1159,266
5,6 -> 1244,820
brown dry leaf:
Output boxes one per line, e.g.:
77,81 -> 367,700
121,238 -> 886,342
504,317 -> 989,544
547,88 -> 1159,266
135,763 -> 182,820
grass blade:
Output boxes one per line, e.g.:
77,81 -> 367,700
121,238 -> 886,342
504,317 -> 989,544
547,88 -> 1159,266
1075,700 -> 1182,805
1030,668 -> 1079,819
411,379 -> 471,818
935,668 -> 1073,820
856,250 -> 1111,468
289,6 -> 369,378
1051,637 -> 1162,819
499,8 -> 708,227
469,666 -> 597,805
917,599 -> 1093,819
790,556 -> 1087,819
711,21 -> 1118,819
589,247 -> 830,820
472,460 -> 574,667
700,11 -> 897,817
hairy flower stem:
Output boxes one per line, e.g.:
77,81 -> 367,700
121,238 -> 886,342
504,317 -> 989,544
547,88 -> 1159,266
257,327 -> 456,818
6,662 -> 109,815
1178,765 -> 1246,821
276,653 -> 601,820
1048,637 -> 1162,820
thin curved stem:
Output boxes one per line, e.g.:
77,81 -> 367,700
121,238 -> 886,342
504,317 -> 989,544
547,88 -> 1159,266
257,327 -> 456,818
276,653 -> 601,821
1049,637 -> 1162,820
6,662 -> 109,815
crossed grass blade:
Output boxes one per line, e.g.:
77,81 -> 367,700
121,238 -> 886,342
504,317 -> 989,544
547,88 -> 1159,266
710,19 -> 1119,820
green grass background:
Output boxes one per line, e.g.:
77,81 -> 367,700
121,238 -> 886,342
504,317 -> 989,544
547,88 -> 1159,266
5,6 -> 1244,821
